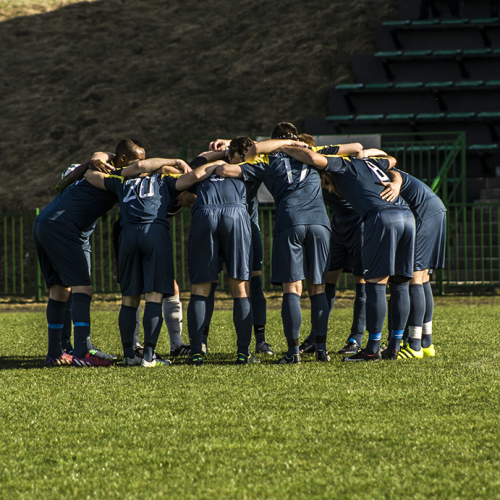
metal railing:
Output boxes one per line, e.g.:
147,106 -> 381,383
2,133 -> 497,299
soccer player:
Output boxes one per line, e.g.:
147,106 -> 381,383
207,137 -> 273,356
85,156 -> 214,367
183,138 -> 256,366
294,135 -> 366,356
32,139 -> 147,366
382,169 -> 446,359
216,123 -> 334,364
272,144 -> 415,361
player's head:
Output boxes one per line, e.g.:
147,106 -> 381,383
271,122 -> 299,140
114,138 -> 146,168
321,171 -> 341,197
297,133 -> 316,147
228,136 -> 254,164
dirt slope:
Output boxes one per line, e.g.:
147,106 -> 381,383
0,0 -> 397,212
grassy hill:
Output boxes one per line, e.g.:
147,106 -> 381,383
0,0 -> 397,212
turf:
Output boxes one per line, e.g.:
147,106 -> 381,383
0,297 -> 499,499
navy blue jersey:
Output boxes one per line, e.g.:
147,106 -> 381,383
104,173 -> 180,227
397,169 -> 447,222
193,174 -> 248,209
240,153 -> 330,233
35,178 -> 117,243
322,189 -> 356,216
324,155 -> 407,219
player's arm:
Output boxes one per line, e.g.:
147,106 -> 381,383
215,164 -> 243,178
84,169 -> 108,190
277,146 -> 329,169
209,139 -> 231,151
244,139 -> 309,161
118,158 -> 192,177
174,160 -> 225,191
335,142 -> 364,156
379,167 -> 402,202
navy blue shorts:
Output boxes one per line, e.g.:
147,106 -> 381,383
362,207 -> 415,280
272,224 -> 330,285
329,213 -> 363,276
188,205 -> 252,284
414,212 -> 446,271
251,221 -> 263,272
32,221 -> 91,288
118,223 -> 175,296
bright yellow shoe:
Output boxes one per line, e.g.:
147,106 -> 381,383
422,344 -> 436,357
398,345 -> 424,359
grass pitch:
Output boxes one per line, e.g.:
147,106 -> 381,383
0,295 -> 499,499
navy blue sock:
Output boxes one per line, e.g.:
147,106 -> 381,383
408,284 -> 425,351
350,283 -> 366,346
388,283 -> 410,351
325,283 -> 336,313
203,283 -> 217,344
61,293 -> 73,352
234,297 -> 253,356
364,283 -> 387,354
310,293 -> 329,351
119,304 -> 138,359
71,293 -> 92,358
188,294 -> 208,356
46,298 -> 66,358
251,276 -> 267,343
422,281 -> 434,348
143,301 -> 163,362
282,293 -> 302,356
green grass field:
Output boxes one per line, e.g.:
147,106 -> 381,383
0,296 -> 499,499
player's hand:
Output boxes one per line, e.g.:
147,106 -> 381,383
209,139 -> 230,151
176,160 -> 192,173
379,181 -> 400,202
176,191 -> 197,208
88,159 -> 114,173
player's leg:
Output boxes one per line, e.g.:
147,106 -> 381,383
308,282 -> 331,362
229,278 -> 255,363
142,291 -> 171,367
61,292 -> 73,354
422,273 -> 436,356
398,270 -> 426,359
203,281 -> 218,352
70,285 -> 94,359
339,275 -> 366,354
280,280 -> 303,364
164,280 -> 189,356
120,295 -> 142,365
187,282 -> 212,364
46,284 -> 72,364
250,224 -> 271,354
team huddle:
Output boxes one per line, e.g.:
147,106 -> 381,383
32,121 -> 446,367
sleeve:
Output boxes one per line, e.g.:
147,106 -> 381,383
189,156 -> 209,169
103,174 -> 124,195
371,157 -> 390,171
61,164 -> 80,179
239,157 -> 267,182
164,174 -> 182,197
324,155 -> 347,174
313,145 -> 340,155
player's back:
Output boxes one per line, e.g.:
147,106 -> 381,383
104,173 -> 179,227
35,179 -> 117,238
325,155 -> 407,219
193,174 -> 247,211
398,170 -> 447,222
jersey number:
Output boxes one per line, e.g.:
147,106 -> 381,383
284,158 -> 308,184
122,178 -> 155,203
364,160 -> 390,183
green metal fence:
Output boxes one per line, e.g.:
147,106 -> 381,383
2,132 -> 498,299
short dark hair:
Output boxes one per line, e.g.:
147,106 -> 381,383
229,136 -> 254,159
271,122 -> 298,140
115,138 -> 146,157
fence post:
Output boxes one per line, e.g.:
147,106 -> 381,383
34,208 -> 42,302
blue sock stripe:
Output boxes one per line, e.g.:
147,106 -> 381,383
391,330 -> 404,339
74,322 -> 90,327
368,332 -> 382,341
48,323 -> 64,329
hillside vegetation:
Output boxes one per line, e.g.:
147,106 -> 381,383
0,0 -> 397,211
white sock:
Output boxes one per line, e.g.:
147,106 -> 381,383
408,325 -> 422,340
134,306 -> 141,346
163,294 -> 183,348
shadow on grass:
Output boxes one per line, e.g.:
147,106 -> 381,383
0,356 -> 45,370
